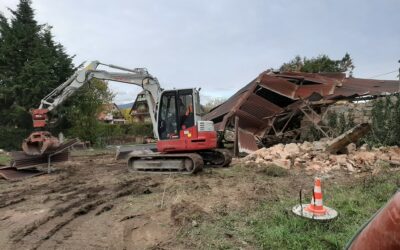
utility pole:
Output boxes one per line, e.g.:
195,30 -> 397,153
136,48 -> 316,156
398,60 -> 400,92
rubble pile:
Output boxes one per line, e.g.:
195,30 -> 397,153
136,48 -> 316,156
242,140 -> 400,174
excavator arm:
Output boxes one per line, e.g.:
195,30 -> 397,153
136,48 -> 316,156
32,60 -> 161,139
25,60 -> 162,155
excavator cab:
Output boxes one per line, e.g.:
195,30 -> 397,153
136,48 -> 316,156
156,88 -> 217,152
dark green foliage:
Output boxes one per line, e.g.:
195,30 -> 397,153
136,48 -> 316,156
60,78 -> 151,146
94,122 -> 154,147
327,111 -> 355,136
0,127 -> 29,150
280,53 -> 354,75
0,0 -> 74,129
364,95 -> 400,146
0,1 -> 114,150
63,79 -> 113,145
302,110 -> 356,142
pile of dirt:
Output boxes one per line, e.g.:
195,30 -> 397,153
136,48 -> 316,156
242,140 -> 400,174
170,200 -> 209,227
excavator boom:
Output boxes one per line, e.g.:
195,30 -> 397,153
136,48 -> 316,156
24,60 -> 161,155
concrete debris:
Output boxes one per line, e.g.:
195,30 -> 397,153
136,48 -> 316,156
242,140 -> 400,174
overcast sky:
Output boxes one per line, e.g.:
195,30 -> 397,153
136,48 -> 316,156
1,0 -> 399,104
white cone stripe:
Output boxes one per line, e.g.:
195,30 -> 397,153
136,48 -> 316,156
314,187 -> 321,193
314,199 -> 323,206
310,198 -> 323,206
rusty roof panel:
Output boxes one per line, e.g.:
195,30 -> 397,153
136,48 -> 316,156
296,84 -> 336,97
240,93 -> 283,118
331,78 -> 400,98
213,122 -> 224,131
204,100 -> 237,121
259,75 -> 298,99
235,109 -> 266,133
238,129 -> 259,153
204,90 -> 249,120
278,71 -> 346,82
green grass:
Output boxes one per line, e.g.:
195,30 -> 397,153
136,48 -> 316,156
0,154 -> 10,165
180,171 -> 400,250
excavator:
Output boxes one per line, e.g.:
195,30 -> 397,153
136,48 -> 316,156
22,61 -> 231,174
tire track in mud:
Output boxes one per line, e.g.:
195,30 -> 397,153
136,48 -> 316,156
0,174 -> 86,210
10,176 -> 159,250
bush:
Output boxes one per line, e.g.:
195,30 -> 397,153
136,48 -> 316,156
0,127 -> 29,151
302,111 -> 355,142
68,122 -> 154,147
364,94 -> 400,146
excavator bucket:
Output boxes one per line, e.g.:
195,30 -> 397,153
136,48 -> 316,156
22,131 -> 60,156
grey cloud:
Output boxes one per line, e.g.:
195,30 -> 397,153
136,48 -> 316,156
1,0 -> 399,104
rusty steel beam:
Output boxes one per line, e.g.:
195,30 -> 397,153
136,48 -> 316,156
234,116 -> 239,157
326,123 -> 371,154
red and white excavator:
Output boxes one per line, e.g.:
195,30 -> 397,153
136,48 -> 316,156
22,61 -> 231,173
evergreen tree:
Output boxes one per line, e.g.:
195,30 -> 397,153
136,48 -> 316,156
0,0 -> 74,128
280,53 -> 355,76
0,0 -> 115,149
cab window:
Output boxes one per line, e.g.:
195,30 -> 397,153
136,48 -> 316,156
158,93 -> 178,140
178,90 -> 194,129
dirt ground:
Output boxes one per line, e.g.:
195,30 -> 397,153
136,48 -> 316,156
0,151 -> 352,250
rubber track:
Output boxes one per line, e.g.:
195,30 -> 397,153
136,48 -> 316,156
198,148 -> 232,168
127,153 -> 203,174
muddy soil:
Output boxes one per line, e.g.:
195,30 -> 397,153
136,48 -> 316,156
0,152 -> 350,250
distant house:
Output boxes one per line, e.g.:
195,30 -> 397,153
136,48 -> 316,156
130,90 -> 151,123
98,103 -> 126,124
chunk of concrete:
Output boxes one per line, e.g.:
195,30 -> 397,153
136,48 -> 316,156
284,143 -> 300,156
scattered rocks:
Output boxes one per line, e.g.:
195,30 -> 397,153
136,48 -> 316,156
271,159 -> 291,169
346,143 -> 357,154
283,143 -> 300,156
242,140 -> 400,174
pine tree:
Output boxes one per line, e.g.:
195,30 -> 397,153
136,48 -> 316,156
0,0 -> 74,128
0,0 -> 77,150
280,53 -> 355,75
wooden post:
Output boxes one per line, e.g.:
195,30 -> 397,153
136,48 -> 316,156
234,116 -> 239,157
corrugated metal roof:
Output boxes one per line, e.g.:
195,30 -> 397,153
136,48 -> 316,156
330,77 -> 400,99
205,71 -> 400,153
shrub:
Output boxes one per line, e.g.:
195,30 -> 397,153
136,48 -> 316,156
0,127 -> 29,151
364,94 -> 400,146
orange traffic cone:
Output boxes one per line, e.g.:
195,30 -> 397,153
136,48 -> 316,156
292,177 -> 338,220
305,178 -> 327,215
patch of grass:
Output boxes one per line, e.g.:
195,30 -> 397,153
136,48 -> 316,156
258,164 -> 289,177
0,154 -> 10,165
180,171 -> 400,249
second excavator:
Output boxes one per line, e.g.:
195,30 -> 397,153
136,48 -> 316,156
22,61 -> 231,173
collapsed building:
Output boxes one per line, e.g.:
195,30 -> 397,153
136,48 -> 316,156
203,71 -> 400,153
